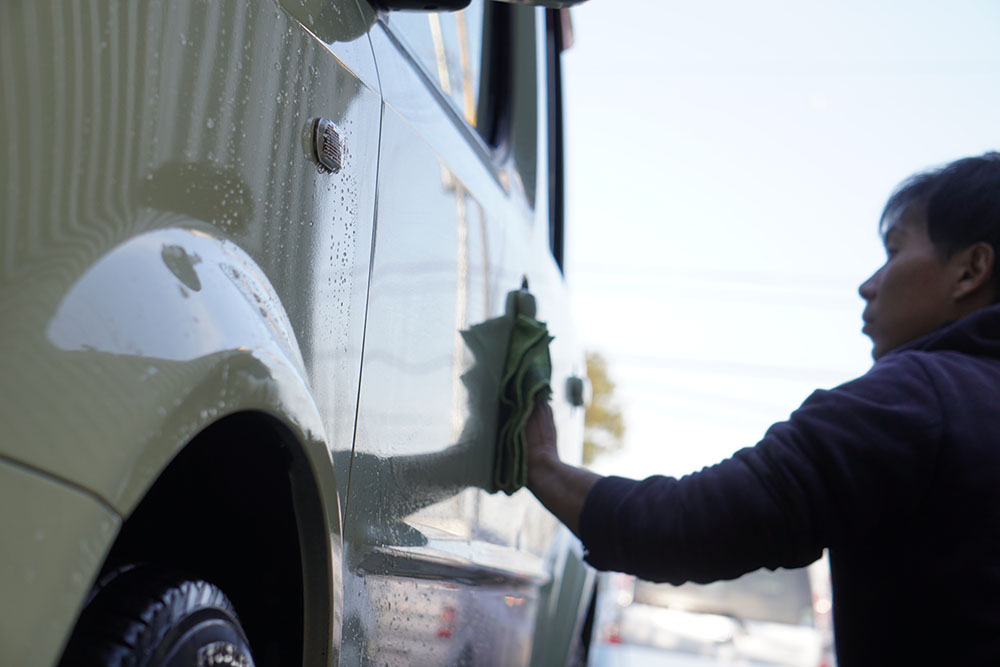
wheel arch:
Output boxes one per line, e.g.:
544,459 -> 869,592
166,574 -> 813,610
95,410 -> 341,667
36,226 -> 350,666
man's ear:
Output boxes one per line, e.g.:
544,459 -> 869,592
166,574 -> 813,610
954,241 -> 995,301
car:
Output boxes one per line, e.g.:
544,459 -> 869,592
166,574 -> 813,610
590,564 -> 834,667
0,0 -> 593,665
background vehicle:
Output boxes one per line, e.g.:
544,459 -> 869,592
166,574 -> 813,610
0,0 -> 592,665
589,565 -> 834,667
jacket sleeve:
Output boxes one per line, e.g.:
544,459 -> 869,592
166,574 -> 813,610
578,352 -> 944,584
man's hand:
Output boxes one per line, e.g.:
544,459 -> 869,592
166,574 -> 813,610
525,399 -> 560,486
525,398 -> 601,537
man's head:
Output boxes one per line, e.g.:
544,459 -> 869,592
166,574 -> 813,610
859,152 -> 1000,360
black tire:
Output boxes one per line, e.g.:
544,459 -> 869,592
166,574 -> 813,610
59,565 -> 256,667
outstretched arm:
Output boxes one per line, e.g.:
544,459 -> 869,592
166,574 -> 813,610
525,400 -> 602,537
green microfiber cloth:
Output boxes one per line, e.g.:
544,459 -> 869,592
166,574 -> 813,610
494,311 -> 553,494
460,287 -> 553,495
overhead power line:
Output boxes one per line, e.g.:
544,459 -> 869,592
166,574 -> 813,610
569,263 -> 858,290
608,352 -> 856,384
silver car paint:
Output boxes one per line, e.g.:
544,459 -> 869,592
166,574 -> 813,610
0,0 -> 588,664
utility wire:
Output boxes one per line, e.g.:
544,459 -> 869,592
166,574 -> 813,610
616,392 -> 789,429
568,262 -> 859,289
617,379 -> 803,414
605,352 -> 856,383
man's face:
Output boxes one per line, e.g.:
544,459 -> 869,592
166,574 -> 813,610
859,206 -> 962,359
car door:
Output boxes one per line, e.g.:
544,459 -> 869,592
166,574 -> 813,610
339,2 -> 584,664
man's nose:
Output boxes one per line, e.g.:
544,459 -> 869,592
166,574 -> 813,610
859,271 -> 878,301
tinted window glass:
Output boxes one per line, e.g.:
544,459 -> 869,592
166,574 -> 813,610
390,2 -> 486,129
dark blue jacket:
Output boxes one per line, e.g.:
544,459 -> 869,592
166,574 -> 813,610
580,305 -> 1000,664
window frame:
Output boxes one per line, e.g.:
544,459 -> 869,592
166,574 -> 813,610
545,8 -> 566,271
382,1 -> 514,151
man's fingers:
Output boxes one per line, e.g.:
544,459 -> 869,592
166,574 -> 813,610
526,398 -> 557,447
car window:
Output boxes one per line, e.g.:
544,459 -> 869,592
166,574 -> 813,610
389,2 -> 489,132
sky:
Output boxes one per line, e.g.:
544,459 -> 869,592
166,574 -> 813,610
561,0 -> 1000,478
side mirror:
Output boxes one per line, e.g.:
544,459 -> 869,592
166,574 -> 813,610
375,0 -> 587,11
490,0 -> 588,5
374,0 -> 471,9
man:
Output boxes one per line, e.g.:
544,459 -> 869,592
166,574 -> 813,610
526,152 -> 1000,664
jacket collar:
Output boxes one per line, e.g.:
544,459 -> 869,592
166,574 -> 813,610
886,303 -> 1000,360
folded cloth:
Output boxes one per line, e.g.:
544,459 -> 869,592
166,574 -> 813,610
460,288 -> 553,494
494,312 -> 553,494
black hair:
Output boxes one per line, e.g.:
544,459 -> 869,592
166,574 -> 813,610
880,152 -> 1000,266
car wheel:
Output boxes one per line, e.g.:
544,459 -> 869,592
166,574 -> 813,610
59,565 -> 256,667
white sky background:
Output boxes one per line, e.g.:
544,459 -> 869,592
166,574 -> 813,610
561,1 -> 1000,479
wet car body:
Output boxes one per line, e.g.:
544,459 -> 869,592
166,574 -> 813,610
0,0 -> 591,665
